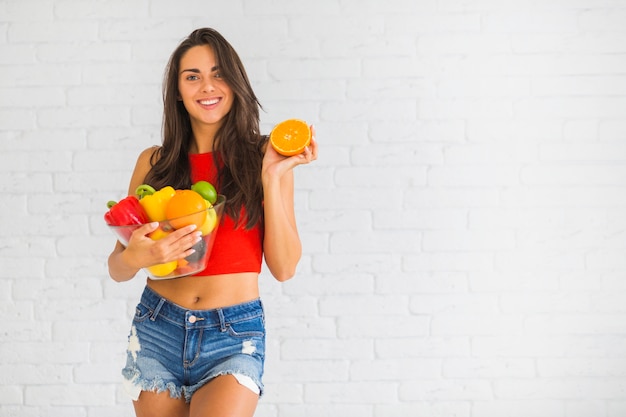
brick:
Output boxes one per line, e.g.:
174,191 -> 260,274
335,166 -> 427,187
353,358 -> 441,380
540,143 -> 626,161
472,400 -> 564,417
521,164 -> 626,186
405,252 -> 495,272
268,59 -> 360,80
254,80 -> 346,101
0,151 -> 72,173
400,380 -> 493,401
513,32 -> 626,54
376,337 -> 471,358
351,143 -> 444,166
375,208 -> 467,230
9,21 -> 98,42
466,119 -> 562,142
0,364 -> 72,385
24,384 -> 115,407
55,0 -> 148,18
405,187 -> 501,208
243,0 -> 340,15
483,10 -> 579,33
0,386 -> 23,405
423,230 -> 516,251
289,15 -> 384,37
438,76 -> 531,98
0,87 -> 65,107
431,313 -> 522,336
265,359 -> 349,383
538,357 -> 626,377
369,120 -> 466,143
337,314 -> 429,338
444,142 -> 538,164
330,231 -> 421,254
3,0 -> 53,21
282,273 -> 375,296
0,109 -> 36,130
376,272 -> 469,294
321,35 -> 414,58
494,378 -> 626,400
418,33 -> 511,54
0,64 -> 81,87
469,271 -> 560,292
388,12 -> 481,34
321,99 -> 417,122
281,338 -> 374,360
534,75 -> 626,96
38,106 -> 131,129
279,404 -> 373,417
443,358 -> 535,378
375,403 -> 470,417
305,382 -> 398,404
525,313 -> 626,335
411,293 -> 499,314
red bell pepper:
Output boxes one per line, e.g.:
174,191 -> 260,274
104,195 -> 150,226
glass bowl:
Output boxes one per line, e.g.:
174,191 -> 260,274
108,195 -> 226,280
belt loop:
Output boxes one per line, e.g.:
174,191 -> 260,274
150,298 -> 166,321
217,308 -> 226,331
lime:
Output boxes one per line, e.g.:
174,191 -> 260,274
191,181 -> 218,204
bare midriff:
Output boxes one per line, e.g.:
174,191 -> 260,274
146,272 -> 260,310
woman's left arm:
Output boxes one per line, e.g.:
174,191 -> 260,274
262,128 -> 318,281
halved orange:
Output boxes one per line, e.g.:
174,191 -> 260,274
269,119 -> 311,156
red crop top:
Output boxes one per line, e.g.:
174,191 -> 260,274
189,152 -> 263,276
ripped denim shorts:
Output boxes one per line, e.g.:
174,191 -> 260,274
121,286 -> 265,402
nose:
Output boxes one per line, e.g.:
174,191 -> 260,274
202,77 -> 215,93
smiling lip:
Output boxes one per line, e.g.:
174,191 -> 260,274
198,98 -> 221,107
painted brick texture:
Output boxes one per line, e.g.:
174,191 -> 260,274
1,0 -> 626,416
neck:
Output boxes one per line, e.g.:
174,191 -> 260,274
190,123 -> 218,154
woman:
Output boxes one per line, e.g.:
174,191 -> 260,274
108,28 -> 317,417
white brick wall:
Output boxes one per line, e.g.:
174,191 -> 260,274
1,0 -> 626,416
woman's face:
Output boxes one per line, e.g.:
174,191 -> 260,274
178,45 -> 234,135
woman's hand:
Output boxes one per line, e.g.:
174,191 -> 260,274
262,125 -> 318,184
122,223 -> 202,270
109,222 -> 201,282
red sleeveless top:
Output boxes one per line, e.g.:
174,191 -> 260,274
189,152 -> 263,276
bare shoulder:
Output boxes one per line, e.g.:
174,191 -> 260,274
137,146 -> 161,166
127,146 -> 161,194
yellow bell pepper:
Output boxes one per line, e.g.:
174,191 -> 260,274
135,184 -> 176,222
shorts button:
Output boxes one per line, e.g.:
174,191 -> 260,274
188,315 -> 197,324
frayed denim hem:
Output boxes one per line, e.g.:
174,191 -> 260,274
122,368 -> 183,402
181,370 -> 263,402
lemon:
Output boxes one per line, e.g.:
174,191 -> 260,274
147,260 -> 178,277
199,200 -> 218,236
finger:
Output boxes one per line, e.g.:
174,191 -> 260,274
169,223 -> 198,238
130,221 -> 159,240
308,137 -> 318,160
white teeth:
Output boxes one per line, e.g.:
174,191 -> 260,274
200,98 -> 219,105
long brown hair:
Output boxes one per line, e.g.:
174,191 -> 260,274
144,28 -> 265,229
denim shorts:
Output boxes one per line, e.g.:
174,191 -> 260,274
121,286 -> 265,402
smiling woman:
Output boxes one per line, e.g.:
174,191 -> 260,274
106,28 -> 318,417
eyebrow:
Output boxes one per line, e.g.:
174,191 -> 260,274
180,66 -> 220,74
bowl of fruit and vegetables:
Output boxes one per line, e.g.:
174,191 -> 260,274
105,181 -> 225,280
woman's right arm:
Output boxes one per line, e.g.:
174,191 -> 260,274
107,147 -> 201,282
